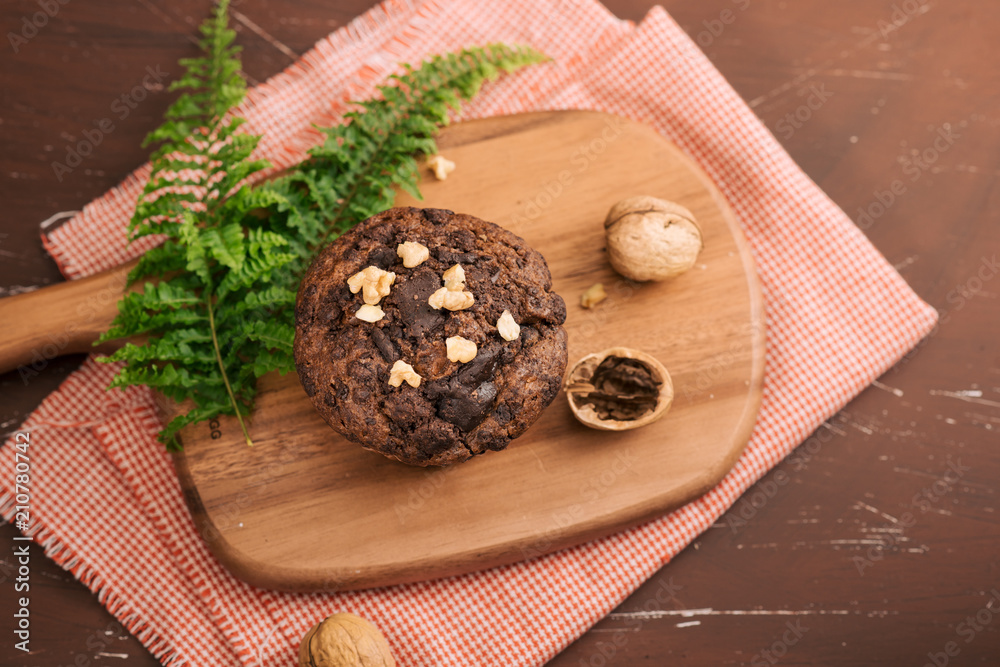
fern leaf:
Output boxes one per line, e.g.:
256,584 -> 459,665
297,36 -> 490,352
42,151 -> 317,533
99,0 -> 547,450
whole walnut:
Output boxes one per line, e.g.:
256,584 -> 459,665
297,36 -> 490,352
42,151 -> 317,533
604,196 -> 703,281
298,613 -> 396,667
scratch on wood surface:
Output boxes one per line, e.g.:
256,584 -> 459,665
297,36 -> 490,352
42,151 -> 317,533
860,526 -> 904,535
134,0 -> 262,85
892,467 -> 993,493
95,653 -> 129,659
893,255 -> 919,271
930,389 -> 1000,409
0,285 -> 40,297
748,3 -> 934,109
872,380 -> 904,397
822,421 -> 848,436
528,446 -> 548,474
748,69 -> 818,107
854,502 -> 902,525
848,420 -> 875,435
891,466 -> 941,480
590,627 -> 639,633
609,608 -> 855,620
134,0 -> 199,46
676,621 -> 701,628
928,164 -> 1000,177
965,410 -> 1000,429
231,8 -> 300,61
941,389 -> 983,398
816,68 -> 914,81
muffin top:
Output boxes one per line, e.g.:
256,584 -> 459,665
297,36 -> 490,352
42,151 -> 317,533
294,207 -> 568,466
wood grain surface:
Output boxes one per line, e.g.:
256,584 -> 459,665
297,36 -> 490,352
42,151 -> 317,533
1,0 -> 998,665
169,110 -> 763,591
0,262 -> 132,373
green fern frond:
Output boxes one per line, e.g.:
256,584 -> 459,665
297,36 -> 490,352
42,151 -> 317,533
99,0 -> 547,449
259,43 -> 549,267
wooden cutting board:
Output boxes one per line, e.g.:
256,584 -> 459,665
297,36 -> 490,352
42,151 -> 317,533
175,111 -> 765,591
0,110 -> 765,592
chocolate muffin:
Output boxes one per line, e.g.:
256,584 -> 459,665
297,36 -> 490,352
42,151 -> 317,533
294,207 -> 568,466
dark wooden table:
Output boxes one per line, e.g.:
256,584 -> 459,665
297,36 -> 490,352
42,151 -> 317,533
2,0 -> 998,664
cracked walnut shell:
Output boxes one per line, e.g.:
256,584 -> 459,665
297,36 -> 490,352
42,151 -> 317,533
298,612 -> 396,667
564,347 -> 673,431
604,196 -> 703,281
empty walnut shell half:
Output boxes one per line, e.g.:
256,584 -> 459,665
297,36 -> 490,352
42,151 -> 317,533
564,347 -> 674,431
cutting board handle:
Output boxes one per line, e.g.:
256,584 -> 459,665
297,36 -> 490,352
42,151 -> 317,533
0,261 -> 134,376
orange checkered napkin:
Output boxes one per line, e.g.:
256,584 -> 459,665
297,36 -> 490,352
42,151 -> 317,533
2,0 -> 937,665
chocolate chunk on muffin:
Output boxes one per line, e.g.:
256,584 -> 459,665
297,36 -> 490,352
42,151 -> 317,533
294,207 -> 568,466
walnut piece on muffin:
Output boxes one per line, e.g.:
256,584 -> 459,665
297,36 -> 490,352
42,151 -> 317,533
294,207 -> 568,467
